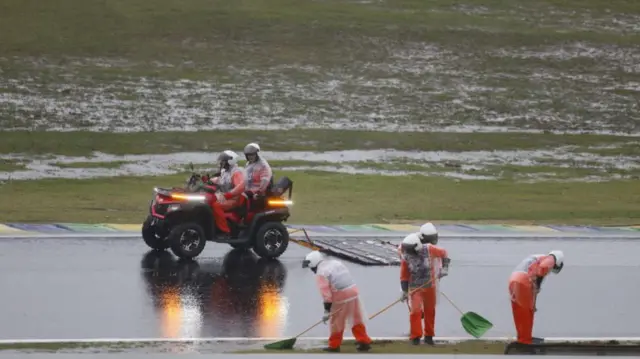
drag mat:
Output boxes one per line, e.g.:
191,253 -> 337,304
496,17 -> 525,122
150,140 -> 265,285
290,229 -> 400,265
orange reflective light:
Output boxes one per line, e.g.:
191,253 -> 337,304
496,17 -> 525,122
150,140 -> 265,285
267,199 -> 293,207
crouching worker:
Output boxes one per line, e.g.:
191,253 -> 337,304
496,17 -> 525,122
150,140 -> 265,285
508,250 -> 564,346
399,230 -> 451,345
302,250 -> 372,353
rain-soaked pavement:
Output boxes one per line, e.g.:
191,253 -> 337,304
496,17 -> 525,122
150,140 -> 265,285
0,237 -> 639,340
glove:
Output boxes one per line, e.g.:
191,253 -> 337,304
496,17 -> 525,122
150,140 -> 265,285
322,311 -> 330,324
223,192 -> 233,200
400,291 -> 408,302
438,267 -> 449,279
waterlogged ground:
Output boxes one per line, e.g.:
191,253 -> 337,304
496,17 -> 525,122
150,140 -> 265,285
2,143 -> 639,182
1,0 -> 639,134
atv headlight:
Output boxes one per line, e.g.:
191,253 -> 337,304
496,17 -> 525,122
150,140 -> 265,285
267,199 -> 293,207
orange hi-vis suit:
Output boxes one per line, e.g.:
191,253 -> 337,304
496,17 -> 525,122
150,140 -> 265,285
400,244 -> 448,340
206,166 -> 245,233
508,254 -> 556,344
315,258 -> 372,350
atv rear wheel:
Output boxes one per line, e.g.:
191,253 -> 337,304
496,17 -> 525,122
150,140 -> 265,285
253,222 -> 289,259
142,216 -> 169,250
168,222 -> 207,259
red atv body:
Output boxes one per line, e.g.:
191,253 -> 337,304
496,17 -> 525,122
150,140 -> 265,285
142,174 -> 293,260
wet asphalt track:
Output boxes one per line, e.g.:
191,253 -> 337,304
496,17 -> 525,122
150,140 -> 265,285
0,237 -> 638,340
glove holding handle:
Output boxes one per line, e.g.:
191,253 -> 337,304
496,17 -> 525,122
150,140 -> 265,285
322,302 -> 332,324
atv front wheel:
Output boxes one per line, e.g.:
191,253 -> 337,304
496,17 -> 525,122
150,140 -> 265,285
168,222 -> 207,259
253,222 -> 289,259
142,216 -> 169,250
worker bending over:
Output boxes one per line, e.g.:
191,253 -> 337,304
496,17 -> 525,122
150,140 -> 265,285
302,250 -> 372,353
508,250 -> 564,345
399,222 -> 451,345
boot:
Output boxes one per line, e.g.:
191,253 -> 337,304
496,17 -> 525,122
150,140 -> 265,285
322,347 -> 340,352
504,341 -> 535,355
423,336 -> 434,345
411,337 -> 421,345
356,342 -> 371,352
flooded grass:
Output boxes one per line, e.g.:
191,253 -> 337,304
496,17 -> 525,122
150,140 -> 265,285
2,171 -> 639,225
0,0 -> 639,134
0,159 -> 26,172
2,146 -> 639,182
53,161 -> 132,169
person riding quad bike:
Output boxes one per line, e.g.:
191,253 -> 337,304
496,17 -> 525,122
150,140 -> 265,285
204,150 -> 246,240
243,143 -> 273,198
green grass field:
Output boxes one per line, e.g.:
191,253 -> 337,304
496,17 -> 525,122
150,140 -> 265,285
2,171 -> 639,225
1,130 -> 638,156
1,0 -> 639,224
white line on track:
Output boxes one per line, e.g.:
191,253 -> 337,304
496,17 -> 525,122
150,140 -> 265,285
1,337 -> 639,344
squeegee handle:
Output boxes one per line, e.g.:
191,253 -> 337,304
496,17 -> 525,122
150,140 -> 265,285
368,278 -> 434,320
439,291 -> 465,316
294,306 -> 345,339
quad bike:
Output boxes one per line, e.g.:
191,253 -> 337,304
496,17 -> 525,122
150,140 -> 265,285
141,164 -> 293,260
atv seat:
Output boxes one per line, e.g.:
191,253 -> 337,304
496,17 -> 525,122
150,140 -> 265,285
268,176 -> 293,198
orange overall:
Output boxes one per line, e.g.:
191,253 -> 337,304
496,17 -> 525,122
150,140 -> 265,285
206,166 -> 245,233
315,259 -> 372,349
400,244 -> 448,340
508,254 -> 556,344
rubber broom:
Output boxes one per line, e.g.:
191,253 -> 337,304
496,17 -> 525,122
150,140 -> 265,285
264,307 -> 344,350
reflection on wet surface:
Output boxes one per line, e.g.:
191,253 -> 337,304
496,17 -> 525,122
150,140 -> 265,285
0,237 -> 639,340
140,249 -> 288,338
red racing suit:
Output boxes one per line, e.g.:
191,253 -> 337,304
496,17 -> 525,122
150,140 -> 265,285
244,158 -> 273,195
205,166 -> 245,233
508,254 -> 556,344
315,259 -> 372,349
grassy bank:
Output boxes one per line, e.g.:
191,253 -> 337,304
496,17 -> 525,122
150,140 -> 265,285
1,0 -> 638,133
1,130 -> 638,156
243,339 -> 506,354
2,171 -> 639,224
0,339 -> 504,354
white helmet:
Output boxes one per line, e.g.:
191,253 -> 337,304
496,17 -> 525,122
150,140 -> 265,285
419,222 -> 438,244
244,143 -> 261,162
218,150 -> 239,168
401,233 -> 423,253
549,250 -> 564,274
302,250 -> 325,270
